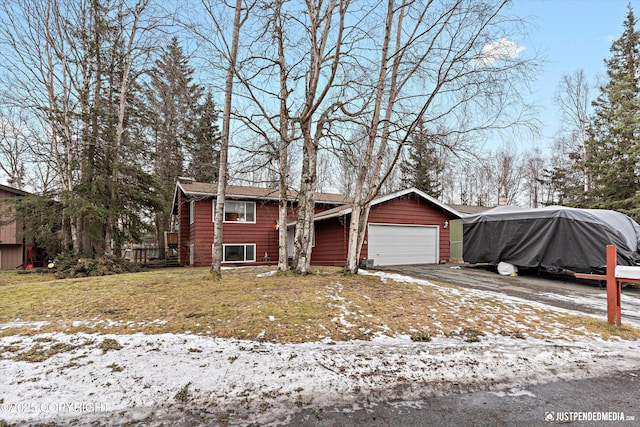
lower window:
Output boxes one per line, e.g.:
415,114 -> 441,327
220,244 -> 256,263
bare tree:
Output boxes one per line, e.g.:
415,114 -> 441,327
190,0 -> 535,274
200,0 -> 250,277
554,69 -> 591,192
493,145 -> 522,205
0,107 -> 29,188
521,147 -> 547,207
343,0 -> 536,272
211,0 -> 350,274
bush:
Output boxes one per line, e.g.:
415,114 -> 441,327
54,254 -> 142,279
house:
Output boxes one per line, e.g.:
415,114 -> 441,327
171,178 -> 349,267
0,183 -> 28,270
172,179 -> 462,268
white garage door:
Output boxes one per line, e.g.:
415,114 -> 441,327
368,224 -> 438,266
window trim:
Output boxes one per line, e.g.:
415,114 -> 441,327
212,200 -> 257,224
218,243 -> 257,263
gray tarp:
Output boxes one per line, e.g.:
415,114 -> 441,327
462,206 -> 640,273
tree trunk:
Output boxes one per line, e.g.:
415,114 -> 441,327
211,0 -> 243,278
276,143 -> 289,271
292,127 -> 317,274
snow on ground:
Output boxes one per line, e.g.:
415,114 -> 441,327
2,273 -> 640,426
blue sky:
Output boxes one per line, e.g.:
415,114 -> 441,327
510,0 -> 634,151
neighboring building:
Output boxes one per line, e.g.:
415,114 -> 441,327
447,204 -> 493,262
0,184 -> 28,270
173,179 -> 463,268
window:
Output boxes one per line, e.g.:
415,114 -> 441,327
189,244 -> 194,265
189,200 -> 195,224
219,244 -> 256,263
213,200 -> 256,223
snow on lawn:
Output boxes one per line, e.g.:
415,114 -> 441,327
2,272 -> 640,426
363,270 -> 640,326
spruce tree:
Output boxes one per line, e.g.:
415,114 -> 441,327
400,121 -> 445,198
585,5 -> 640,220
146,38 -> 204,258
186,92 -> 221,183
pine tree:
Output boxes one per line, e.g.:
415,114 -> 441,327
585,5 -> 640,220
400,122 -> 445,198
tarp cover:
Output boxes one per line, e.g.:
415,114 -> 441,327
463,206 -> 640,273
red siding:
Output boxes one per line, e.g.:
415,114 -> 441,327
177,188 -> 454,268
177,191 -> 190,265
190,198 -> 213,266
312,217 -> 349,266
184,197 -> 289,267
364,195 -> 451,263
310,194 -> 452,266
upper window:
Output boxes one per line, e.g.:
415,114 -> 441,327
189,200 -> 195,224
213,201 -> 256,223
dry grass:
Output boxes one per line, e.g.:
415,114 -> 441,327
0,267 -> 638,343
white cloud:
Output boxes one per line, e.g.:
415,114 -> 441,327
474,37 -> 525,65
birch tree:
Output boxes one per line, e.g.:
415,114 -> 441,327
344,0 -> 535,272
199,0 -> 249,277
213,0 -> 350,274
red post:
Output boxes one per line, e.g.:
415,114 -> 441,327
606,245 -> 621,326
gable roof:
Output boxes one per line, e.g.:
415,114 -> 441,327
172,178 -> 350,214
294,187 -> 463,224
0,183 -> 29,197
448,203 -> 492,216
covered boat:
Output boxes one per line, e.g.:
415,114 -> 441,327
462,206 -> 640,273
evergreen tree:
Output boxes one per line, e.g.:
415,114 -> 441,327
585,5 -> 640,220
186,92 -> 221,183
400,122 -> 445,198
146,38 -> 204,258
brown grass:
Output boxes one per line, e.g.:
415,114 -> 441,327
0,267 -> 638,343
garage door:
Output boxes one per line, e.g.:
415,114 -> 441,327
368,224 -> 438,266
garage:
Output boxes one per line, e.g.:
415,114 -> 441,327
368,223 -> 439,266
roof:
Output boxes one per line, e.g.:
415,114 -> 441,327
293,187 -> 463,225
0,183 -> 29,197
448,203 -> 492,216
172,179 -> 350,214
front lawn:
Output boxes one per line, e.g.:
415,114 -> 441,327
1,267 -> 638,342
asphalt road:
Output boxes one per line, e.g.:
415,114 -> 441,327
278,369 -> 640,427
381,263 -> 640,325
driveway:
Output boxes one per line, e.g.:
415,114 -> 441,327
381,263 -> 640,326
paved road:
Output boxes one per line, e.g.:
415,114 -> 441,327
278,369 -> 640,427
381,263 -> 640,325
